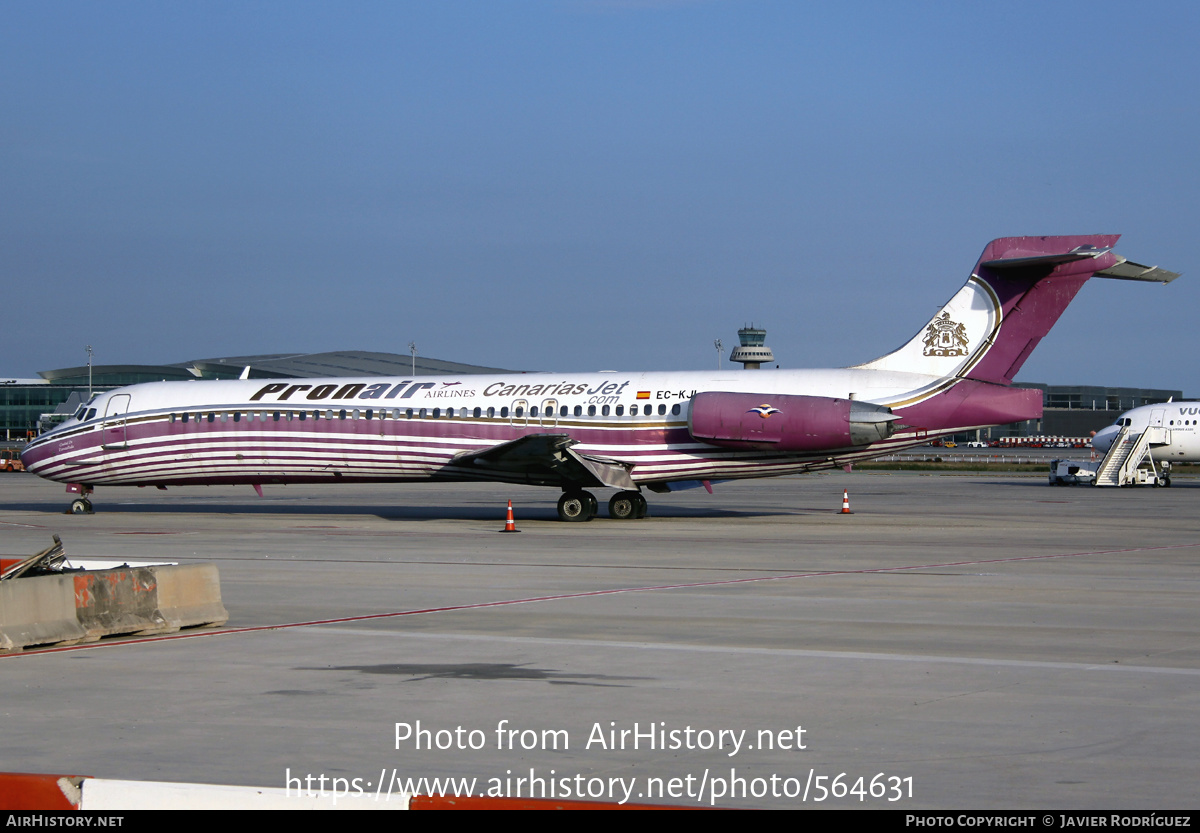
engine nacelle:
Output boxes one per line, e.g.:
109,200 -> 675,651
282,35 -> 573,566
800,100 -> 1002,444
688,392 -> 897,451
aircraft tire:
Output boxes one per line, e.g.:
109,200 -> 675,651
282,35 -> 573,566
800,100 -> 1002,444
633,492 -> 648,518
608,491 -> 638,520
558,491 -> 595,522
70,498 -> 92,515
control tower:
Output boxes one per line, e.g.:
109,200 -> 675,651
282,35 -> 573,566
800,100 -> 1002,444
728,324 -> 774,369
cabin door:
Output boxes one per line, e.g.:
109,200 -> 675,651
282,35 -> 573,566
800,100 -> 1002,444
102,394 -> 131,450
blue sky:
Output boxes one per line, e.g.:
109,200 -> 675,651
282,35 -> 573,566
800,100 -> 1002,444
3,1 -> 1197,393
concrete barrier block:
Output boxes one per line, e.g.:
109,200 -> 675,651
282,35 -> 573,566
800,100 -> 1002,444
0,573 -> 89,651
74,567 -> 168,640
0,563 -> 228,651
152,563 -> 229,630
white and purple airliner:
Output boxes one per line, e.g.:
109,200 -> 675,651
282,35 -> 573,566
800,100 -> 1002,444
22,236 -> 1178,521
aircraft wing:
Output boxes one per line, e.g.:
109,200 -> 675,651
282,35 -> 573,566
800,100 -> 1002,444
449,434 -> 636,490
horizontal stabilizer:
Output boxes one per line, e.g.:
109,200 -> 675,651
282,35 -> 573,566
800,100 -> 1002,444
1095,256 -> 1180,284
981,244 -> 1113,270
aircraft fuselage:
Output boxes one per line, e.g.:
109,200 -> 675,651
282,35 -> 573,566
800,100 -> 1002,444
21,367 -> 974,491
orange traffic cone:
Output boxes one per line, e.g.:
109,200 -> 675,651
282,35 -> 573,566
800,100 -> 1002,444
838,489 -> 853,515
499,500 -> 521,533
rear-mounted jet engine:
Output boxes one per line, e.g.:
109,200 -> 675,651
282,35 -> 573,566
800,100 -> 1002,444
688,392 -> 897,451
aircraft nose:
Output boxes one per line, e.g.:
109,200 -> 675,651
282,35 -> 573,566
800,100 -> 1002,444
1092,425 -> 1117,454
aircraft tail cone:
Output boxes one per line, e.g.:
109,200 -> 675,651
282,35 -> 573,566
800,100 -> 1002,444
838,489 -> 853,515
499,500 -> 521,533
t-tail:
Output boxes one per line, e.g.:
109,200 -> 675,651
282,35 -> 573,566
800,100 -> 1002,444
857,235 -> 1180,432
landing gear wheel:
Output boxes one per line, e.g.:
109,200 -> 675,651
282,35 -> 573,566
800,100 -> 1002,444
608,491 -> 648,520
609,491 -> 636,520
558,490 -> 597,522
633,492 -> 648,518
69,498 -> 93,515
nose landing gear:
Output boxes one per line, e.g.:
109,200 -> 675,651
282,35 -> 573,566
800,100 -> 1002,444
65,484 -> 94,515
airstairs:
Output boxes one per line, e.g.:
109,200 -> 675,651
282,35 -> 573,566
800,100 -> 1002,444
1094,425 -> 1169,487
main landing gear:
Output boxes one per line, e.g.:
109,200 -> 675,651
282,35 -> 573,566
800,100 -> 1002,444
556,489 -> 648,522
557,490 -> 599,522
607,490 -> 648,520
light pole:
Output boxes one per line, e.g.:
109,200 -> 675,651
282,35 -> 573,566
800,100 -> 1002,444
408,342 -> 417,375
86,345 -> 94,398
713,338 -> 723,370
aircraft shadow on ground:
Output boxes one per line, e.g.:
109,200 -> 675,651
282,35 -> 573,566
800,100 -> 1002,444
979,478 -> 1199,490
0,500 -> 795,521
307,662 -> 649,686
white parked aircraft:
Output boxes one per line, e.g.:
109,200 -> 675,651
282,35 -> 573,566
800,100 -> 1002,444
1092,400 -> 1200,473
22,235 -> 1178,520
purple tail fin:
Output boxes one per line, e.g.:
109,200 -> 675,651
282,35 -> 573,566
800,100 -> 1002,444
857,235 -> 1123,386
964,235 -> 1120,385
